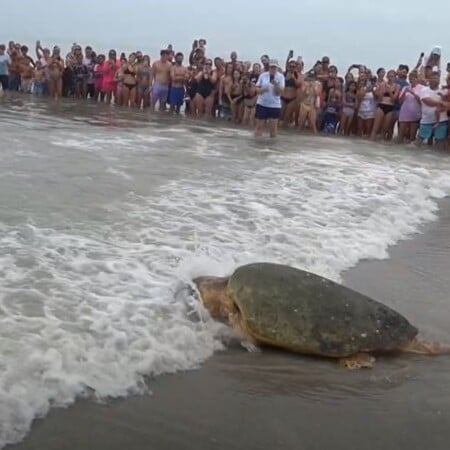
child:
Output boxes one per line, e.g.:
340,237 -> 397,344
323,92 -> 341,134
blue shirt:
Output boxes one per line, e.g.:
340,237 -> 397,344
0,54 -> 10,76
256,71 -> 285,108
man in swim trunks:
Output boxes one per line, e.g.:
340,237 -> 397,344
18,46 -> 35,93
7,49 -> 22,91
151,50 -> 172,111
169,52 -> 188,114
417,71 -> 449,149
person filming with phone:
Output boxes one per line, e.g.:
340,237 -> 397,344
255,59 -> 285,137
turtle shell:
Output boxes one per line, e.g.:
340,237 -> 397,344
228,263 -> 418,357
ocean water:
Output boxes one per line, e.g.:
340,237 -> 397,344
0,96 -> 450,448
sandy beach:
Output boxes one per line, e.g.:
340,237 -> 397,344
7,199 -> 450,450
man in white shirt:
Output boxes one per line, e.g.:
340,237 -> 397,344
418,71 -> 449,147
255,59 -> 285,137
0,44 -> 10,91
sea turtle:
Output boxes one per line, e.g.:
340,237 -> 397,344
194,262 -> 450,369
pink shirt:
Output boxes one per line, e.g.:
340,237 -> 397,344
101,59 -> 119,91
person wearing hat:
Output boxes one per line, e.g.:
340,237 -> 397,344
418,46 -> 442,81
255,59 -> 285,137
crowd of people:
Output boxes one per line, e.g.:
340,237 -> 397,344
1,39 -> 450,145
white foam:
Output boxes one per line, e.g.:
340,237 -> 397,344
1,134 -> 450,448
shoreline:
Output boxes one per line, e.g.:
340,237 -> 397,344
7,198 -> 450,450
3,93 -> 450,155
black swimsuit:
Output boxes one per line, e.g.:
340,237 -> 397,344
197,77 -> 214,98
123,66 -> 136,90
378,86 -> 395,114
285,77 -> 297,88
282,75 -> 297,104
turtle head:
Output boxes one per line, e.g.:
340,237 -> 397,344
193,276 -> 234,321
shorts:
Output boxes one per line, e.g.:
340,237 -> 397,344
323,113 -> 338,133
151,81 -> 169,105
8,74 -> 21,91
255,104 -> 281,120
342,106 -> 355,118
138,84 -> 149,95
86,83 -> 95,98
419,121 -> 449,142
21,78 -> 33,93
358,110 -> 375,120
0,74 -> 8,90
378,104 -> 394,115
33,82 -> 45,95
300,103 -> 313,114
169,86 -> 185,107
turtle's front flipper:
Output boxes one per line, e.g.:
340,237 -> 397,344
401,338 -> 450,355
228,312 -> 261,353
338,353 -> 376,370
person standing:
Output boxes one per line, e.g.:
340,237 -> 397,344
255,59 -> 285,137
417,71 -> 448,149
150,50 -> 172,111
0,44 -> 10,92
169,52 -> 188,114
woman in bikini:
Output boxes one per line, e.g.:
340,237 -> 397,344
340,81 -> 358,136
281,59 -> 302,126
241,73 -> 257,127
219,63 -> 233,119
298,74 -> 320,134
226,69 -> 243,123
117,53 -> 137,107
193,59 -> 217,117
135,55 -> 151,108
47,48 -> 64,99
185,65 -> 198,115
371,69 -> 400,140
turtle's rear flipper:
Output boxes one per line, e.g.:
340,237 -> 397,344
338,353 -> 376,370
401,338 -> 450,355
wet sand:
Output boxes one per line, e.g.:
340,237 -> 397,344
8,201 -> 450,450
